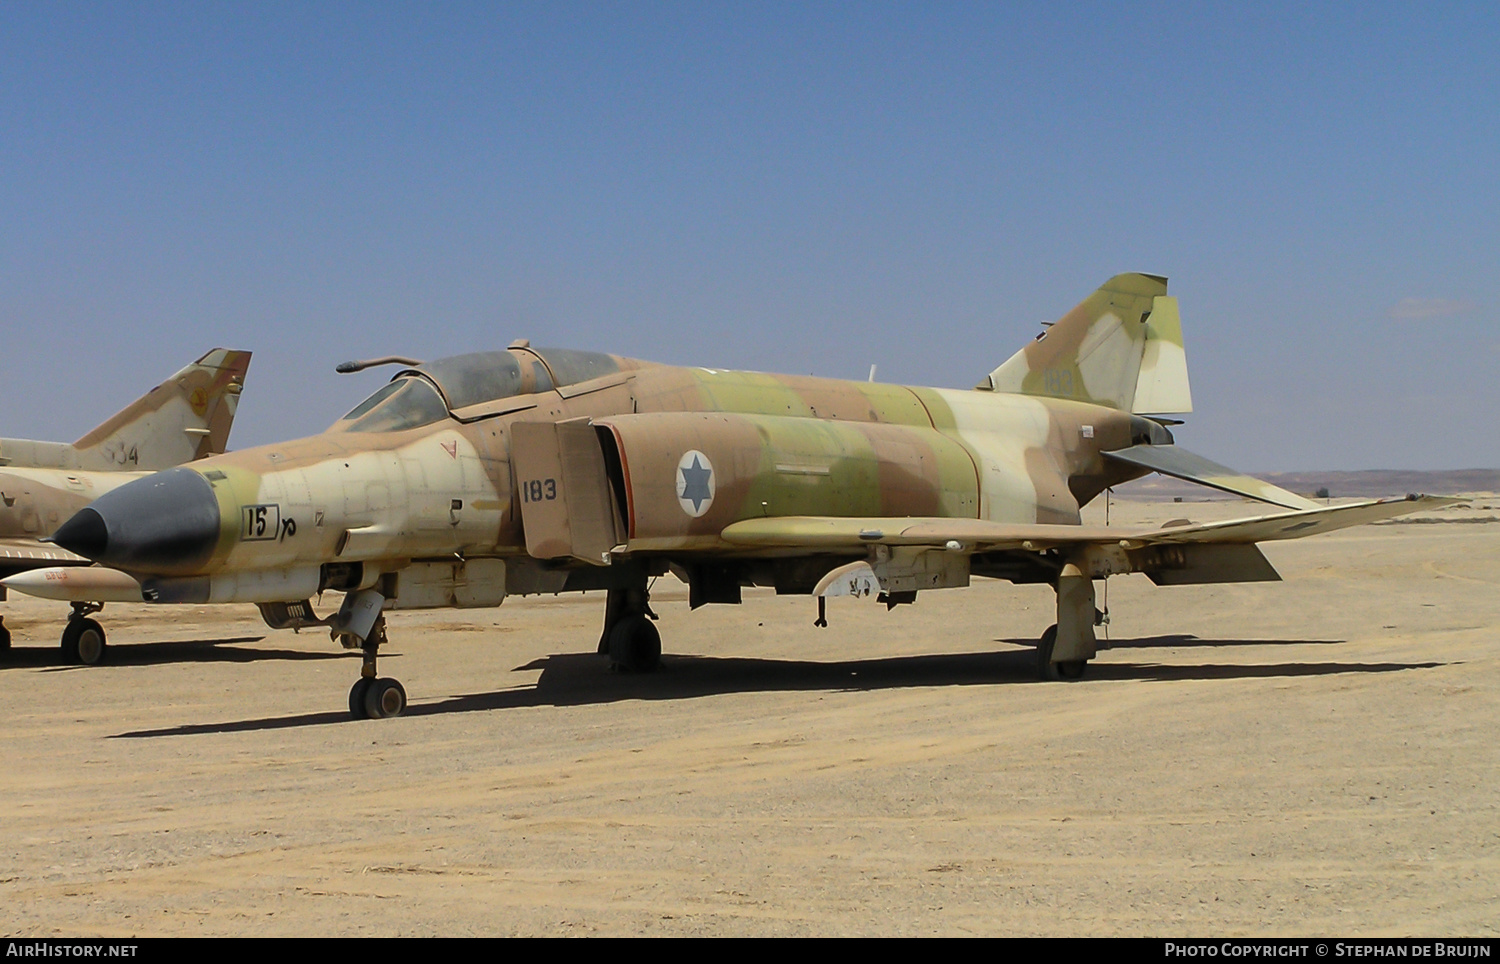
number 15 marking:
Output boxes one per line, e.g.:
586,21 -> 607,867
241,504 -> 282,541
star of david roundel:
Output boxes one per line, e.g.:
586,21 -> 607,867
676,450 -> 716,518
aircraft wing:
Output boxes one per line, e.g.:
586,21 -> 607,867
0,538 -> 90,579
720,516 -> 1127,550
719,496 -> 1458,552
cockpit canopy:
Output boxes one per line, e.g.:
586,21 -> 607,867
334,347 -> 628,433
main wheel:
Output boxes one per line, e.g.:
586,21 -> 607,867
1055,658 -> 1087,680
363,678 -> 407,719
348,677 -> 373,719
61,618 -> 107,666
608,614 -> 662,673
0,621 -> 10,653
1035,624 -> 1087,681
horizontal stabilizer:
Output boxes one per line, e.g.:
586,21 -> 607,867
1104,444 -> 1320,510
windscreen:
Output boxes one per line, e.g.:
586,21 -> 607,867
337,377 -> 450,433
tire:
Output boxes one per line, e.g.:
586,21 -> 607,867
73,619 -> 106,666
1055,659 -> 1087,680
608,615 -> 662,673
1034,624 -> 1057,680
363,678 -> 407,719
349,677 -> 373,719
1036,624 -> 1086,681
61,619 -> 107,665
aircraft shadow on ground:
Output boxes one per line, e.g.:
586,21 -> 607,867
0,636 -> 346,670
1025,634 -> 1349,650
111,638 -> 1447,738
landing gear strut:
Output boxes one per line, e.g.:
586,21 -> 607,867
1037,561 -> 1095,681
61,602 -> 107,665
345,623 -> 405,719
333,590 -> 406,720
599,571 -> 661,673
346,617 -> 406,719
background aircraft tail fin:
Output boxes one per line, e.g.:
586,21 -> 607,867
71,349 -> 252,470
977,272 -> 1192,415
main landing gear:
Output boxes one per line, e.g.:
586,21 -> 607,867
0,616 -> 10,654
61,602 -> 107,666
598,572 -> 661,673
1036,561 -> 1097,682
332,590 -> 407,721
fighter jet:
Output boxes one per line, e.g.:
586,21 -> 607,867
0,349 -> 251,662
20,275 -> 1448,717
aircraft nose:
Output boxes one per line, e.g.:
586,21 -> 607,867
50,467 -> 221,575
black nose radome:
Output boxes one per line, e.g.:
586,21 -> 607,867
49,506 -> 109,559
51,467 -> 221,575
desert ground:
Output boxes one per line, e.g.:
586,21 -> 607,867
1,497 -> 1496,937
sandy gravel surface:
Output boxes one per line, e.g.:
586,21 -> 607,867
1,499 -> 1496,936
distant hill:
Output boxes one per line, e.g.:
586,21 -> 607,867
1112,468 -> 1500,501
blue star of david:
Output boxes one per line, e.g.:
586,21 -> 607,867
679,455 -> 713,511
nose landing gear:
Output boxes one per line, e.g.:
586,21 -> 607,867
332,590 -> 407,720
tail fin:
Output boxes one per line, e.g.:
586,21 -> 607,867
977,272 -> 1192,414
71,349 -> 252,470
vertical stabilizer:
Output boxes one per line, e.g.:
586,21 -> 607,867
978,273 -> 1191,414
69,349 -> 252,470
1130,295 -> 1192,414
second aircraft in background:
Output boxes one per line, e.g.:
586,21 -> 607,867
0,349 -> 251,662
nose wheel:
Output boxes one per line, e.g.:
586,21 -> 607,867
349,676 -> 406,719
341,612 -> 407,720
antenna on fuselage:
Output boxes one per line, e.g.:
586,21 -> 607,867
335,356 -> 425,374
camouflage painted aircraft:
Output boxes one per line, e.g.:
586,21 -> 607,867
14,275 -> 1448,717
0,349 -> 251,661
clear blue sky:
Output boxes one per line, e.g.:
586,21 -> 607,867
2,3 -> 1495,470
